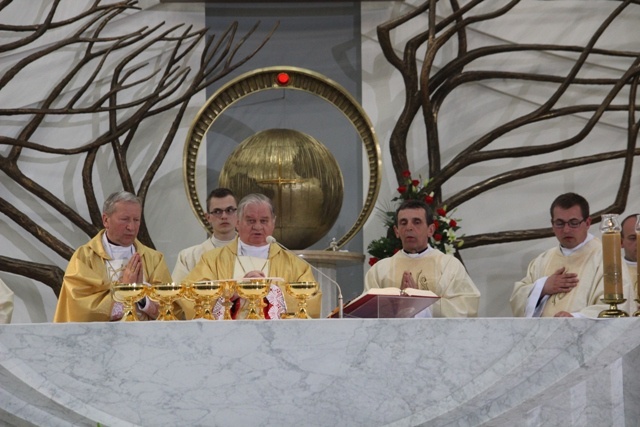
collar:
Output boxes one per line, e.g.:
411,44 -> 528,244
402,245 -> 434,258
210,232 -> 237,248
559,233 -> 594,256
238,239 -> 270,259
101,232 -> 135,260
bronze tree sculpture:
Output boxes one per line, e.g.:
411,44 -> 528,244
0,0 -> 275,295
378,0 -> 640,248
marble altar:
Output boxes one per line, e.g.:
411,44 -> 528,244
0,318 -> 638,426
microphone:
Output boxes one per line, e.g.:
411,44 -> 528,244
266,236 -> 344,318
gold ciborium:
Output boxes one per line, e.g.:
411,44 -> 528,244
189,280 -> 224,320
236,277 -> 276,320
148,282 -> 183,321
111,282 -> 148,322
285,281 -> 319,319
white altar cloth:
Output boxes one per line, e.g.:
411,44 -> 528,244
1,318 -> 638,426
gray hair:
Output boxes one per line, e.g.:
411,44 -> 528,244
237,193 -> 275,218
103,191 -> 142,215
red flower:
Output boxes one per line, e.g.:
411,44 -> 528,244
425,195 -> 434,204
411,179 -> 420,187
437,208 -> 446,216
397,186 -> 407,193
450,219 -> 457,228
433,220 -> 439,228
393,247 -> 400,254
434,233 -> 442,241
402,170 -> 411,178
369,257 -> 379,266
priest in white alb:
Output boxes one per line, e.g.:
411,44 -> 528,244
510,192 -> 634,318
364,199 -> 480,317
172,188 -> 238,284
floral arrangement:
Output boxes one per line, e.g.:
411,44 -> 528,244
367,170 -> 463,266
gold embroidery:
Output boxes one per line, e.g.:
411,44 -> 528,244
415,270 -> 429,290
105,260 -> 126,283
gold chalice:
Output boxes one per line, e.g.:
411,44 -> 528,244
236,278 -> 275,320
286,281 -> 319,319
148,282 -> 183,321
190,280 -> 224,320
111,282 -> 147,322
219,280 -> 237,320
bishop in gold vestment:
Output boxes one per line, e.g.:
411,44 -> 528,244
183,194 -> 321,319
54,192 -> 172,322
54,231 -> 172,322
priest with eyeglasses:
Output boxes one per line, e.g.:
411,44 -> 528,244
172,188 -> 238,285
510,192 -> 634,318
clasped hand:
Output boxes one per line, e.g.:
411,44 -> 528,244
401,271 -> 417,290
121,253 -> 143,284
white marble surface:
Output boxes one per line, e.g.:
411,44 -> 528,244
0,318 -> 638,427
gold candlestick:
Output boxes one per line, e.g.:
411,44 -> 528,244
598,214 -> 628,318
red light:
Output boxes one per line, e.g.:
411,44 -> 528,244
276,72 -> 290,86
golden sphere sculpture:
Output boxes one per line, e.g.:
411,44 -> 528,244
219,128 -> 344,249
183,66 -> 382,250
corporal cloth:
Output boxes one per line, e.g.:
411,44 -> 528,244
364,248 -> 480,318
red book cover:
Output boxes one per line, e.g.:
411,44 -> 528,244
331,288 -> 440,318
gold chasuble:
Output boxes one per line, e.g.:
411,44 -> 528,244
54,230 -> 172,322
364,249 -> 480,317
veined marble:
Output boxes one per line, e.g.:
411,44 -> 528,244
0,318 -> 638,426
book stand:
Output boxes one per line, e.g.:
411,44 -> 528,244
340,294 -> 439,318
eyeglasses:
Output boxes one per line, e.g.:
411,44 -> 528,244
551,219 -> 585,229
208,207 -> 237,217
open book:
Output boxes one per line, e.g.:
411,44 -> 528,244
331,287 -> 440,318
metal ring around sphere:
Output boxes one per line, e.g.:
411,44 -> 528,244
183,66 -> 382,250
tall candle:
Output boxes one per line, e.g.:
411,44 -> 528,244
602,232 -> 624,297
